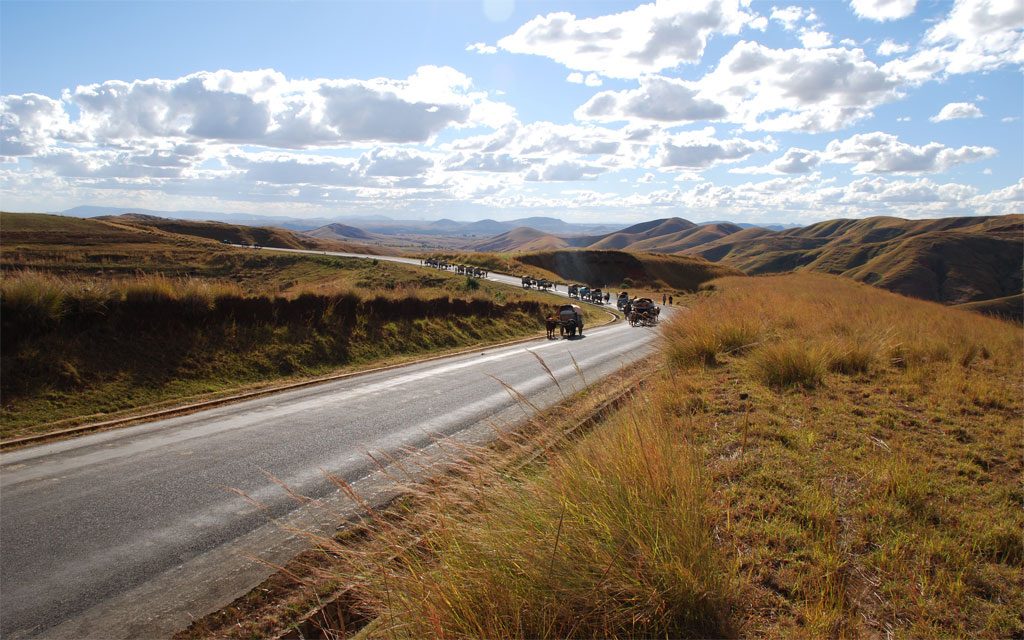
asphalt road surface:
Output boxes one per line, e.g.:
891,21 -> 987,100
0,250 -> 664,638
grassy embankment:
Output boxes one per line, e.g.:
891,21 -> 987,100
251,272 -> 1021,639
0,213 -> 603,438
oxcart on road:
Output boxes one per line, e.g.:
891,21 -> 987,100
557,303 -> 585,337
627,297 -> 660,327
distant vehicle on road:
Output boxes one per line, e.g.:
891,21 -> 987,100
558,303 -> 585,337
568,284 -> 580,298
617,292 -> 629,310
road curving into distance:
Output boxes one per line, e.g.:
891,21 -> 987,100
0,248 -> 668,639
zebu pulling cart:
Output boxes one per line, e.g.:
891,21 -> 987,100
628,298 -> 660,327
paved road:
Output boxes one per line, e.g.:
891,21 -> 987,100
0,250 -> 662,638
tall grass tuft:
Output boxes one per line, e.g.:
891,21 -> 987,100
747,340 -> 828,389
826,334 -> 881,374
122,274 -> 178,305
666,322 -> 722,367
339,398 -> 734,639
663,299 -> 763,369
0,270 -> 68,328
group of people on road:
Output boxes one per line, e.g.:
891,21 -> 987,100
661,294 -> 674,305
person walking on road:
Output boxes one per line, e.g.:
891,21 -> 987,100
662,294 -> 667,305
668,295 -> 673,305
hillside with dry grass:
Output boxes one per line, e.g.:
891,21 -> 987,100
687,215 -> 1023,306
305,222 -> 380,242
0,213 -> 592,438
626,221 -> 744,253
202,272 -> 1021,639
585,217 -> 696,250
98,213 -> 378,253
468,227 -> 570,252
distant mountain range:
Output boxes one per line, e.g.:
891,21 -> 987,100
62,206 -> 633,236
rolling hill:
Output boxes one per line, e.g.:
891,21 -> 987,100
585,217 -> 697,250
97,214 -> 380,253
1,211 -> 167,247
468,227 -> 570,252
686,215 -> 1022,305
626,222 -> 744,254
306,223 -> 379,242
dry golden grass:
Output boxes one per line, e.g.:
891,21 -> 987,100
337,400 -> 733,639
270,271 -> 1022,639
660,273 -> 1023,637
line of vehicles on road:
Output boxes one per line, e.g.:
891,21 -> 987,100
420,257 -> 658,332
423,257 -> 488,278
540,280 -> 661,330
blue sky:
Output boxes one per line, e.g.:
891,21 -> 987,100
1,0 -> 1021,224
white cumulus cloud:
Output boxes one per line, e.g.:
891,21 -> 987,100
566,72 -> 603,87
53,67 -> 514,148
929,102 -> 984,122
770,6 -> 807,30
654,127 -> 775,169
0,93 -> 72,156
877,39 -> 910,56
731,147 -> 822,174
800,29 -> 833,48
575,75 -> 726,124
884,0 -> 1024,83
466,42 -> 498,54
524,156 -> 607,181
696,41 -> 902,132
496,0 -> 760,79
825,131 -> 996,172
850,0 -> 918,21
